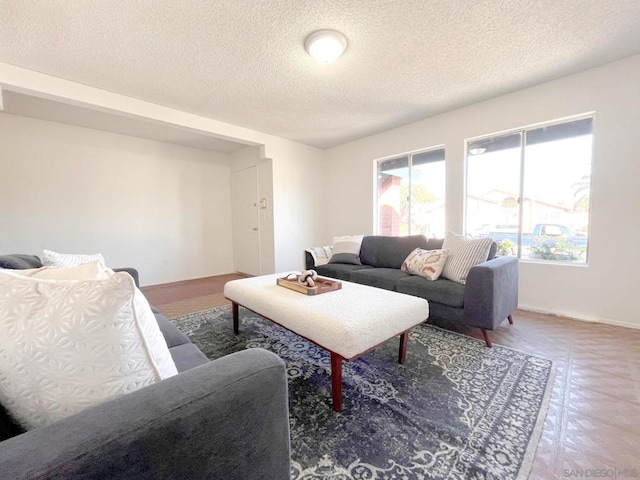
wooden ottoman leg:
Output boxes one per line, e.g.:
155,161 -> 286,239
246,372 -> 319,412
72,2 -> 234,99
232,302 -> 239,335
399,331 -> 409,364
330,352 -> 343,412
481,329 -> 493,348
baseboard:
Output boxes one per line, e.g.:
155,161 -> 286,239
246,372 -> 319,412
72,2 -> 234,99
517,304 -> 640,330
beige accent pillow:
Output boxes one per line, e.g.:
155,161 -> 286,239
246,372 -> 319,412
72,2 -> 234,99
441,232 -> 494,284
401,248 -> 449,281
329,235 -> 364,265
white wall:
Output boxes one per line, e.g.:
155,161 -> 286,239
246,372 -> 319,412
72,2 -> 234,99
0,63 -> 328,275
265,141 -> 327,272
0,113 -> 235,286
325,54 -> 640,329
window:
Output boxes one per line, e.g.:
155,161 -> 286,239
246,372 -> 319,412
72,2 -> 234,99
465,117 -> 593,263
376,148 -> 445,237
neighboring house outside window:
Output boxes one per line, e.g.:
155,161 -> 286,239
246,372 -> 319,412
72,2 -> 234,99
465,116 -> 593,263
376,148 -> 445,238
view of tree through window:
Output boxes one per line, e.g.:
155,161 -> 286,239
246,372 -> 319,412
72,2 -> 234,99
465,117 -> 593,263
377,148 -> 445,237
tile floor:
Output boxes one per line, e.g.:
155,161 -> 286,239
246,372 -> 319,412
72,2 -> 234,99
142,275 -> 640,480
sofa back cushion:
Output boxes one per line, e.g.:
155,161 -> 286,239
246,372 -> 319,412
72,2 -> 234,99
360,235 -> 429,268
426,238 -> 445,250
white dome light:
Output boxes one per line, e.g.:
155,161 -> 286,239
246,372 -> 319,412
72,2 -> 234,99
305,30 -> 348,64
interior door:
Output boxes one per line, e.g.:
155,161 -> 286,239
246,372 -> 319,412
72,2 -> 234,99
231,166 -> 261,276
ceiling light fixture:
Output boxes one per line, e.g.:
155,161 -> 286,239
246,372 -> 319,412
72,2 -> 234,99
469,147 -> 486,155
305,30 -> 348,64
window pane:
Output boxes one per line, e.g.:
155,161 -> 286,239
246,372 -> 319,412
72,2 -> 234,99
466,132 -> 522,256
465,117 -> 593,263
523,119 -> 592,263
411,151 -> 445,238
377,156 -> 409,235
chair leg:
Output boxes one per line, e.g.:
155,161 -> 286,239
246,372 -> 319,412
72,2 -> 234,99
481,329 -> 492,348
508,314 -> 513,325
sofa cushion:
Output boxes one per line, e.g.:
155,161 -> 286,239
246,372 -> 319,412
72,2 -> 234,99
0,254 -> 42,270
441,232 -> 494,284
156,314 -> 192,348
401,248 -> 449,281
0,270 -> 177,430
426,238 -> 445,250
169,343 -> 210,372
396,276 -> 466,308
315,263 -> 373,281
359,235 -> 428,268
349,268 -> 412,291
328,235 -> 364,265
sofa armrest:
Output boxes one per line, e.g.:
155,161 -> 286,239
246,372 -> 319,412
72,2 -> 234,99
112,267 -> 140,287
305,251 -> 316,270
0,349 -> 291,480
463,256 -> 519,330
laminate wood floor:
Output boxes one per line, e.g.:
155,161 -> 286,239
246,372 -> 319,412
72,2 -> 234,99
142,274 -> 640,480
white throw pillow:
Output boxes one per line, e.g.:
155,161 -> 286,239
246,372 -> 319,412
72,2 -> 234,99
401,248 -> 449,281
0,269 -> 177,430
441,232 -> 494,284
329,235 -> 364,265
42,249 -> 105,268
12,260 -> 110,281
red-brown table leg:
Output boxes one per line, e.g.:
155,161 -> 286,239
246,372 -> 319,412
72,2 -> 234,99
330,352 -> 343,412
232,302 -> 239,335
399,331 -> 409,364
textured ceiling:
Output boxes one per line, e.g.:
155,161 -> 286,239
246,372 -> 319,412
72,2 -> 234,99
1,0 -> 640,149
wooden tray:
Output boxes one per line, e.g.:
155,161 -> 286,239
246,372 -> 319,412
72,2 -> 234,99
277,275 -> 342,296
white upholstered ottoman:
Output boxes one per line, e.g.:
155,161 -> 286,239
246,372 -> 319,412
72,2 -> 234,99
224,274 -> 429,411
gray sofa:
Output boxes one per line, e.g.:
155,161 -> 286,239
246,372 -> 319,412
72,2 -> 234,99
305,235 -> 518,347
0,254 -> 291,479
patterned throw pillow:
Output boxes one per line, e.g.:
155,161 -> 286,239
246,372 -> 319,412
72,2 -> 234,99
441,232 -> 494,284
0,269 -> 177,430
42,249 -> 105,267
328,235 -> 364,265
401,248 -> 449,281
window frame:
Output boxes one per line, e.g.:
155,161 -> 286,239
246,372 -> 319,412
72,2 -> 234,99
464,113 -> 595,265
374,145 -> 446,237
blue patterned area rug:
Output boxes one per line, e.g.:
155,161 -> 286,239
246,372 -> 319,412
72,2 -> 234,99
171,306 -> 554,480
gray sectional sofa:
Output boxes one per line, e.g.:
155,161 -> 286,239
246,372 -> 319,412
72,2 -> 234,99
305,235 -> 519,347
0,254 -> 291,480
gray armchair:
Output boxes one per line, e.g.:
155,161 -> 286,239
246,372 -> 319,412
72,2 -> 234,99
0,254 -> 291,479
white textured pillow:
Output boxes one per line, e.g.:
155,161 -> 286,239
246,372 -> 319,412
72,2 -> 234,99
12,260 -> 110,280
401,248 -> 449,281
329,235 -> 364,265
0,270 -> 177,430
42,249 -> 105,268
441,232 -> 494,284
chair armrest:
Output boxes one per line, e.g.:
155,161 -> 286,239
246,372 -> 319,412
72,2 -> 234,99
0,349 -> 290,480
463,256 -> 519,330
112,267 -> 139,287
